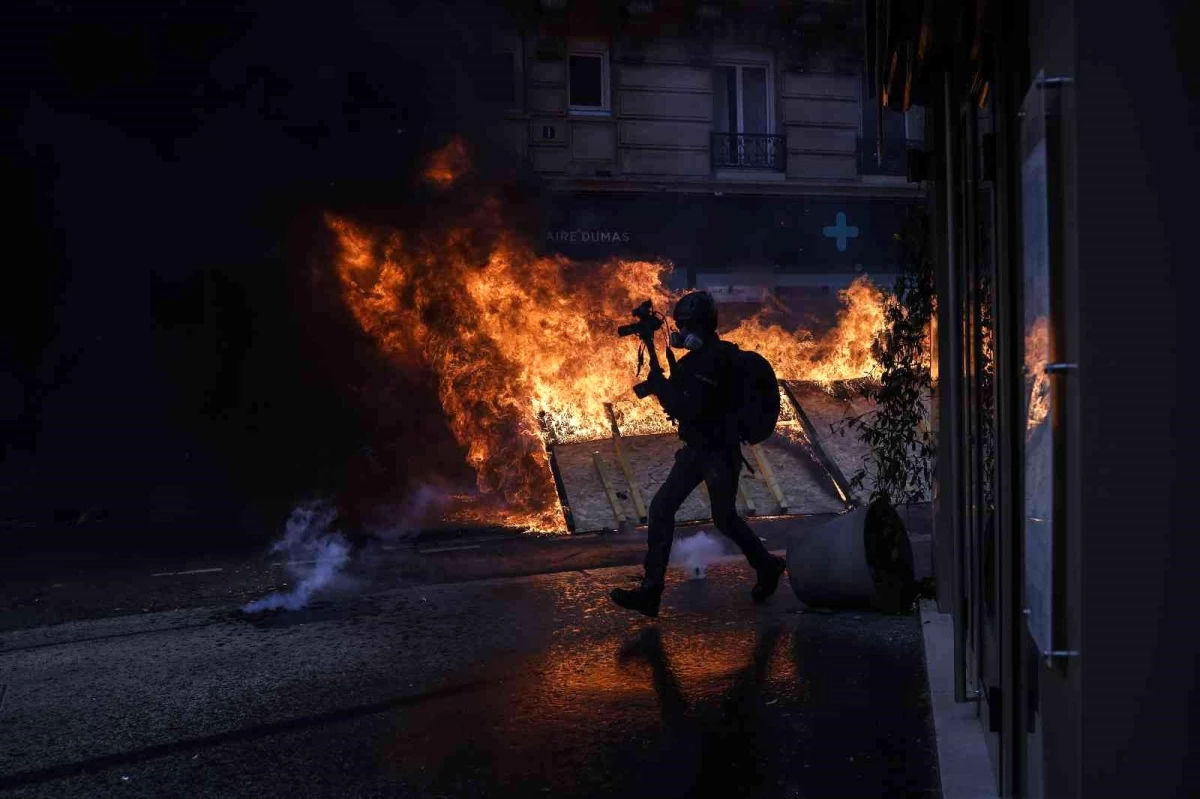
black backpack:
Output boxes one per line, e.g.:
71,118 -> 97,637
721,343 -> 780,445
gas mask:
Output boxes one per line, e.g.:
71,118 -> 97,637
669,329 -> 705,351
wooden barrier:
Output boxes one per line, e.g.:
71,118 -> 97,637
592,452 -> 626,527
604,403 -> 648,523
750,443 -> 789,514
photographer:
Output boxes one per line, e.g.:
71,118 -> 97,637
610,291 -> 787,618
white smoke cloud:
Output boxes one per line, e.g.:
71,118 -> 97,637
670,530 -> 726,580
242,500 -> 351,613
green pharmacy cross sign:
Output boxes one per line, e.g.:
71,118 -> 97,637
822,211 -> 860,252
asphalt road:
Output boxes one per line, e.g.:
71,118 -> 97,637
0,518 -> 939,798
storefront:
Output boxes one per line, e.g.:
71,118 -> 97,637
539,191 -> 924,292
879,1 -> 1194,797
914,2 -> 1080,794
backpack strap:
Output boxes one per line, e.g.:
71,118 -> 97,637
717,340 -> 741,411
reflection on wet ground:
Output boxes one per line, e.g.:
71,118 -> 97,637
0,560 -> 938,799
380,564 -> 939,799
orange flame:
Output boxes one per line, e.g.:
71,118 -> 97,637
330,147 -> 894,531
929,306 -> 940,383
1025,316 -> 1051,434
724,279 -> 886,385
423,137 -> 470,189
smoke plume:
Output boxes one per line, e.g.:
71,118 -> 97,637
242,500 -> 351,613
670,531 -> 727,580
366,482 -> 449,542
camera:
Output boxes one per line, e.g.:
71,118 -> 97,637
616,300 -> 668,400
616,300 -> 663,339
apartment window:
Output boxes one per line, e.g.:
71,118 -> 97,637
568,44 -> 609,114
713,64 -> 771,135
712,63 -> 782,170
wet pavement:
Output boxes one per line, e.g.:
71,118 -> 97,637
0,540 -> 939,799
0,511 -> 933,633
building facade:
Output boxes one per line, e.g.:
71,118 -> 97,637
482,0 -> 926,297
868,0 -> 1196,796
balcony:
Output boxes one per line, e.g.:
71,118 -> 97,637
711,133 -> 786,172
857,137 -> 923,177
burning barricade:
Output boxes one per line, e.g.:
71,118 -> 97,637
327,139 -> 904,535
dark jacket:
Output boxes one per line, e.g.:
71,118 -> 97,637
648,338 -> 740,451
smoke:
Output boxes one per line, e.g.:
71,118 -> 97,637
239,485 -> 454,613
366,482 -> 449,542
242,500 -> 351,613
670,531 -> 727,580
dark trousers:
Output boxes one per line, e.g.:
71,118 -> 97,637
643,444 -> 772,587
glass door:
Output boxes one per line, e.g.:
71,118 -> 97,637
957,90 -> 1002,768
1018,69 -> 1078,799
972,97 -> 1003,767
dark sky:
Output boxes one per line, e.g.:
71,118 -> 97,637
2,0 -> 526,552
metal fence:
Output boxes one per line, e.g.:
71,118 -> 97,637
711,133 -> 787,171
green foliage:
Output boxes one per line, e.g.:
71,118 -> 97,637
834,209 -> 937,507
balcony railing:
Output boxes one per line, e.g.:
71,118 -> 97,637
711,133 -> 786,171
857,137 -> 923,176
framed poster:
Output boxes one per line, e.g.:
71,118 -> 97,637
1020,72 -> 1057,657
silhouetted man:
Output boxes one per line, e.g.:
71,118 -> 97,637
610,291 -> 786,618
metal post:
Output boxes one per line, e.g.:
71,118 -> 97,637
939,69 -> 968,704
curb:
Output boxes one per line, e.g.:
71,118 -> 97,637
919,599 -> 999,799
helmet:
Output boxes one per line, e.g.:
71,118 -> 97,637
673,291 -> 718,333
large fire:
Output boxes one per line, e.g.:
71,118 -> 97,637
330,139 -> 891,531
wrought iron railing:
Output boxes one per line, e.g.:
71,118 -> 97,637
857,137 -> 923,176
711,133 -> 787,171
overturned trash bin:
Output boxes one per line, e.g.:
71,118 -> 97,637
786,498 -> 916,613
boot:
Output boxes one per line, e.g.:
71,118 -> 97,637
610,579 -> 663,618
751,554 -> 787,603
